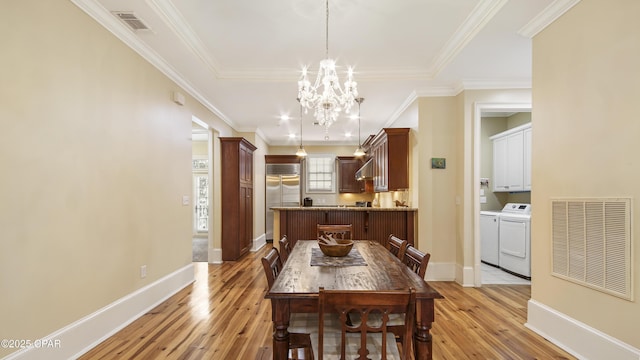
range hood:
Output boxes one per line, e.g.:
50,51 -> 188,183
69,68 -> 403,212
355,158 -> 373,180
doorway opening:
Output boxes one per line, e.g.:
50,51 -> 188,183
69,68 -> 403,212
192,118 -> 210,262
473,103 -> 532,286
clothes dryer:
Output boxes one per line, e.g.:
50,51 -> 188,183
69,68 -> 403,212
498,203 -> 531,279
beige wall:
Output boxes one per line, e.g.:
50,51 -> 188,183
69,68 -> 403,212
414,97 -> 459,265
0,1 -> 228,356
532,0 -> 640,348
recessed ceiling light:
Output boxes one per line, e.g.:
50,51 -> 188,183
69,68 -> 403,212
288,133 -> 296,139
345,132 -> 352,138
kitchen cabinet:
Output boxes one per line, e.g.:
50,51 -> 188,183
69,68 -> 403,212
337,156 -> 363,193
265,155 -> 301,164
491,123 -> 531,192
220,137 -> 257,260
370,128 -> 410,192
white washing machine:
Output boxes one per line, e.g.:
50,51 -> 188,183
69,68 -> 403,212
499,203 -> 531,279
480,210 -> 501,267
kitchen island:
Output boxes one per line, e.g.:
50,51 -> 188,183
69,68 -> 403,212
271,206 -> 417,248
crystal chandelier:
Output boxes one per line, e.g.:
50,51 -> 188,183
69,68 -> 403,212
297,0 -> 358,129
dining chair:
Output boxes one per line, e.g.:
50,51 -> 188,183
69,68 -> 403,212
381,246 -> 431,345
313,287 -> 416,360
387,234 -> 408,260
261,247 -> 284,290
317,224 -> 353,240
261,247 -> 315,359
278,235 -> 292,264
403,245 -> 431,279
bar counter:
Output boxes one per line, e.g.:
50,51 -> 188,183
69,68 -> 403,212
271,206 -> 417,211
272,206 -> 417,247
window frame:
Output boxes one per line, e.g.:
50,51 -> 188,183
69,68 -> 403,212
305,154 -> 336,193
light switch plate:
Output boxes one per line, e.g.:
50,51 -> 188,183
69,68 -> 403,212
182,195 -> 190,206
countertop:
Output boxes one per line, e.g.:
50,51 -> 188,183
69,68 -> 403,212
271,206 -> 417,211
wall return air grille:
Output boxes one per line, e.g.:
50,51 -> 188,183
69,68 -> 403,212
551,198 -> 633,300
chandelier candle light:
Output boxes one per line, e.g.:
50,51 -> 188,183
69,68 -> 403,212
297,0 -> 358,129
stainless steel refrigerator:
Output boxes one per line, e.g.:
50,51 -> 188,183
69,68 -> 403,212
265,163 -> 301,241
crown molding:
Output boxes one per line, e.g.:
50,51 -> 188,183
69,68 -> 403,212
382,91 -> 419,129
147,0 -> 222,77
428,0 -> 509,77
518,0 -> 582,38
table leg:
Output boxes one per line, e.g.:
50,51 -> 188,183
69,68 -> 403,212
271,299 -> 290,360
414,298 -> 435,360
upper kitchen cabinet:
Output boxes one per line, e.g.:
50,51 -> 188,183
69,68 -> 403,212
265,155 -> 301,164
220,137 -> 257,261
370,128 -> 410,192
337,156 -> 364,193
491,123 -> 531,192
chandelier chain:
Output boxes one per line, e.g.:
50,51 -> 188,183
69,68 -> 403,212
325,0 -> 329,59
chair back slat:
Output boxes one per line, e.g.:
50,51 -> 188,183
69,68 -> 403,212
278,235 -> 291,263
317,224 -> 352,240
403,245 -> 431,278
387,234 -> 408,260
261,248 -> 282,290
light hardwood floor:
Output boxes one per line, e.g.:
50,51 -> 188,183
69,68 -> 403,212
80,246 -> 575,359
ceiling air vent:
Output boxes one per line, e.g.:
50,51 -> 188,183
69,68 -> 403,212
112,12 -> 151,31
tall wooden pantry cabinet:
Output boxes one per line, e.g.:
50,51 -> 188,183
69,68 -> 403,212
220,137 -> 257,261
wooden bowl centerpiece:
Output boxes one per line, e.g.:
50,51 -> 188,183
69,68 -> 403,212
318,236 -> 354,257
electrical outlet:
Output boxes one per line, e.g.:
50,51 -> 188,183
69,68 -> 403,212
140,265 -> 147,278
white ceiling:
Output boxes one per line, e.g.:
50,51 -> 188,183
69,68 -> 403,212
72,0 -> 575,146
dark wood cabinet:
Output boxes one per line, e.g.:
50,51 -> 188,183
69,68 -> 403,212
370,128 -> 410,192
337,156 -> 364,193
265,155 -> 301,164
278,209 -> 415,248
221,137 -> 257,261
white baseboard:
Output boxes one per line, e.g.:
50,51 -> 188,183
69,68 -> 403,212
208,233 -> 264,265
209,248 -> 222,264
461,265 -> 475,287
251,233 -> 266,252
425,262 -> 457,282
526,299 -> 640,360
2,264 -> 195,360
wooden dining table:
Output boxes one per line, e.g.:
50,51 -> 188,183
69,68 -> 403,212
265,240 -> 443,360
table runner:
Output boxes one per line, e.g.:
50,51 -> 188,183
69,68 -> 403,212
310,247 -> 368,267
